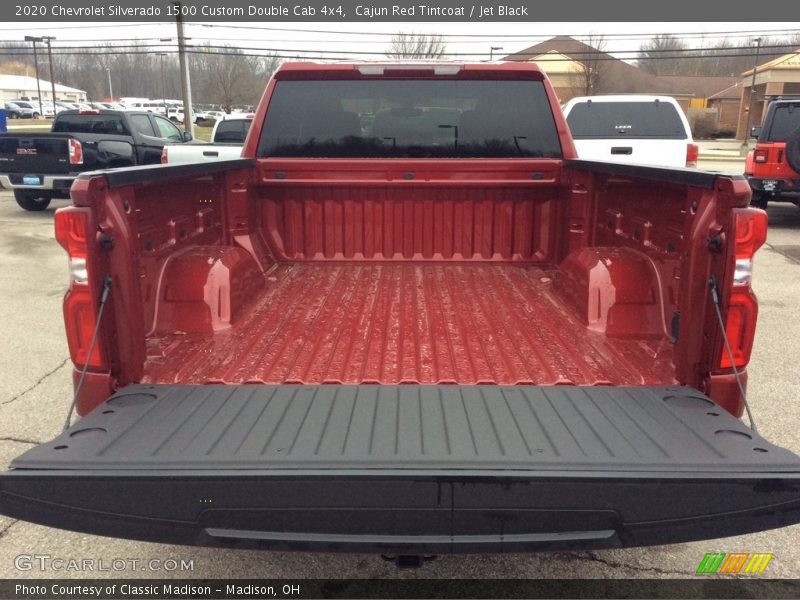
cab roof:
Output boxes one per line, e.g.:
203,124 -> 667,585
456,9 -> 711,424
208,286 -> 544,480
273,61 -> 546,80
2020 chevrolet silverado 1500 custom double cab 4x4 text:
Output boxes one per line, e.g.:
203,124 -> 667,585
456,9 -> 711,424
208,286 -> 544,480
1,62 -> 799,559
0,109 -> 192,211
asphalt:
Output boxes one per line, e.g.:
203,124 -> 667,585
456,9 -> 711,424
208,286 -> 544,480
0,168 -> 799,579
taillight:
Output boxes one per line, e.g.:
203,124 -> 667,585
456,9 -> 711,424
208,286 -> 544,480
720,207 -> 767,369
55,208 -> 106,369
161,147 -> 168,164
68,138 -> 83,165
753,149 -> 768,163
686,143 -> 699,168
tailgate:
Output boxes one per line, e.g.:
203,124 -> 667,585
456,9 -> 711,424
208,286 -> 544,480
0,135 -> 71,175
2,384 -> 800,553
574,139 -> 688,167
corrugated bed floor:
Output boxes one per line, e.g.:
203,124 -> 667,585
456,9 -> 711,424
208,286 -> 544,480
16,385 -> 798,471
143,264 -> 675,386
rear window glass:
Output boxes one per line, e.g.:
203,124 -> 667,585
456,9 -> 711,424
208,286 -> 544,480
53,114 -> 129,135
764,103 -> 800,141
566,101 -> 688,140
214,119 -> 251,143
257,79 -> 562,158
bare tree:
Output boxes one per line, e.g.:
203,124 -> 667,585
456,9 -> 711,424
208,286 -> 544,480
385,33 -> 447,59
0,42 -> 35,75
637,34 -> 687,75
578,35 -> 607,95
191,44 -> 280,111
637,33 -> 800,78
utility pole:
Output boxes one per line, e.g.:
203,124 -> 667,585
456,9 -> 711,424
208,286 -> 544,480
106,68 -> 113,100
158,53 -> 168,117
23,36 -> 44,116
174,3 -> 194,136
42,36 -> 57,107
742,37 -> 762,153
490,46 -> 503,61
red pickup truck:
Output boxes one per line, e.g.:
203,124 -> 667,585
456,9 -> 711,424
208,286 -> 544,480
2,62 -> 799,559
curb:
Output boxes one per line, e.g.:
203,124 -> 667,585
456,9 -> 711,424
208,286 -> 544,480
698,156 -> 746,162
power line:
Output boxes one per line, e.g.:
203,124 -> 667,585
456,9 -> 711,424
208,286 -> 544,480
0,47 -> 792,63
4,30 -> 799,45
194,23 -> 800,39
1,22 -> 796,40
1,40 -> 797,56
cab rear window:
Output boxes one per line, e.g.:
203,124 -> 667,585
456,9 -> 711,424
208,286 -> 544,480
257,79 -> 562,158
53,115 -> 129,135
567,101 -> 688,140
214,119 -> 251,143
763,103 -> 800,142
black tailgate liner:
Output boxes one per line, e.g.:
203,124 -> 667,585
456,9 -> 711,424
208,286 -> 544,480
2,384 -> 800,553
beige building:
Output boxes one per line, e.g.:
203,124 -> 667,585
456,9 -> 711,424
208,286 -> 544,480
502,36 -> 735,118
736,51 -> 800,139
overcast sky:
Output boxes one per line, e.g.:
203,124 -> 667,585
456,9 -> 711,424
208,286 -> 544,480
0,22 -> 797,61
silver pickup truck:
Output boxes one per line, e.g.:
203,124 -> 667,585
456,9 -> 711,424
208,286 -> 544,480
161,115 -> 252,164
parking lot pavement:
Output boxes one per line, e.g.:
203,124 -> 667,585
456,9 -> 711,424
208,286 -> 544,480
0,191 -> 799,579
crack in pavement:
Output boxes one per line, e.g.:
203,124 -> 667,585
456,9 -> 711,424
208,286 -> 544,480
765,242 -> 800,265
561,550 -> 691,577
1,358 -> 69,407
0,519 -> 20,540
0,436 -> 42,446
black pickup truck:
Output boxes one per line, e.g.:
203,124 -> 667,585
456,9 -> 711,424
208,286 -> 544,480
0,109 -> 192,211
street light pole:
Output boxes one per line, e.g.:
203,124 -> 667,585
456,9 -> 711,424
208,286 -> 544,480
24,36 -> 44,116
42,36 -> 57,107
490,46 -> 503,61
742,37 -> 762,152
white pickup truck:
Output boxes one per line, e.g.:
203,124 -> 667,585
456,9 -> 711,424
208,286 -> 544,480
161,115 -> 252,164
562,95 -> 698,168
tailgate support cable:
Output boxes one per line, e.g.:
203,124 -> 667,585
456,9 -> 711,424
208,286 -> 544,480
62,274 -> 113,432
709,276 -> 757,432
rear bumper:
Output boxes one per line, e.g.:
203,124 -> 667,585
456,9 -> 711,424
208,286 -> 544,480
747,175 -> 800,195
0,174 -> 75,193
3,470 -> 800,553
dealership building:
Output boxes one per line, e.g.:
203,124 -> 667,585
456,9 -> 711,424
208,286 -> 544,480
0,74 -> 87,104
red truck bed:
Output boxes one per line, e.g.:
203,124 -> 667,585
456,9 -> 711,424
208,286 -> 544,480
144,262 -> 674,387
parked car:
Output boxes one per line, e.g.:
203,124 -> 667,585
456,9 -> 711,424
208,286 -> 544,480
0,109 -> 193,211
8,100 -> 42,119
40,101 -> 65,117
745,98 -> 800,209
125,100 -> 167,116
161,114 -> 253,163
166,106 -> 185,123
0,62 -> 794,562
562,95 -> 698,168
194,109 -> 226,124
3,102 -> 34,119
